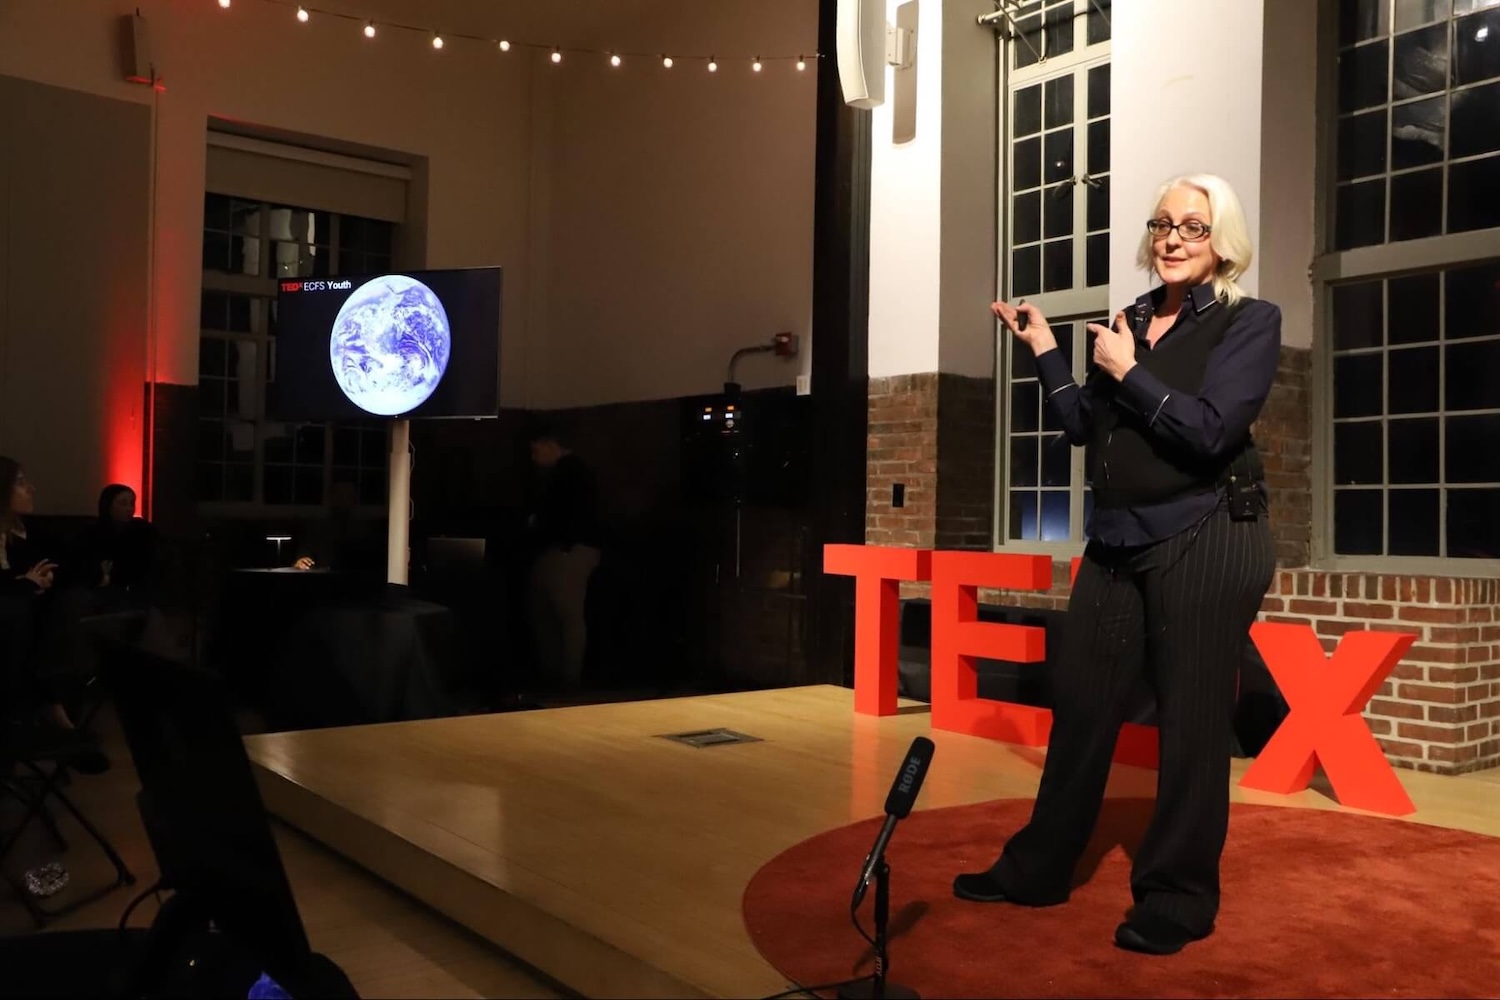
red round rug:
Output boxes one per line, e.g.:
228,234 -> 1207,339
743,798 -> 1500,998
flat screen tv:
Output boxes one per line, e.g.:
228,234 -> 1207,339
269,266 -> 501,421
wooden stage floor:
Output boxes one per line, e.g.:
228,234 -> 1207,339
244,685 -> 1500,999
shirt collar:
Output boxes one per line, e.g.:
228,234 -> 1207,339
1134,281 -> 1219,320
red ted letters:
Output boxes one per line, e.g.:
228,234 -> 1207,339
825,544 -> 1419,814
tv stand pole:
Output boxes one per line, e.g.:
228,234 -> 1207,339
387,418 -> 411,585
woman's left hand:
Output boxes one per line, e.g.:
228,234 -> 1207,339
1088,311 -> 1138,381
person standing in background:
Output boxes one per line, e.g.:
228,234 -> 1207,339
525,423 -> 602,692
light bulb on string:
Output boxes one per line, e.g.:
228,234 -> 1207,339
610,53 -> 622,67
218,0 -> 230,8
551,48 -> 563,63
662,54 -> 673,68
708,56 -> 718,72
296,6 -> 308,22
498,39 -> 511,52
432,33 -> 444,50
363,21 -> 376,38
752,57 -> 763,72
797,56 -> 807,71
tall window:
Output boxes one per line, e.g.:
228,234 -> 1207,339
198,194 -> 393,510
998,0 -> 1112,549
1324,0 -> 1500,565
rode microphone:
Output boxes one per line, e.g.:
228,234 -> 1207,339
851,736 -> 935,910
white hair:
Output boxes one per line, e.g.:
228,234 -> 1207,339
1135,173 -> 1253,306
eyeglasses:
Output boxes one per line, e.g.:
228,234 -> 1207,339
1146,218 -> 1212,242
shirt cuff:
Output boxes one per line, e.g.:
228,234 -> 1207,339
1034,347 -> 1074,393
1116,364 -> 1173,424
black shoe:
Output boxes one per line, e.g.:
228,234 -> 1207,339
952,872 -> 1011,903
1113,911 -> 1210,956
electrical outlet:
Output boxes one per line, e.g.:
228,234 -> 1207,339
892,483 -> 905,508
795,374 -> 811,396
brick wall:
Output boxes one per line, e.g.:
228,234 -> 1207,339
1262,572 -> 1500,775
1255,348 -> 1312,568
866,372 -> 995,553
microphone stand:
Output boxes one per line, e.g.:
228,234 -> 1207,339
840,861 -> 919,1000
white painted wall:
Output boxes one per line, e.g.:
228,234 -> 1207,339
1109,0 -> 1267,310
538,0 -> 818,408
868,0 -> 946,378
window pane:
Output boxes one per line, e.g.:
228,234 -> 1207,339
1015,84 -> 1042,137
1388,489 -> 1441,555
1453,8 -> 1500,85
204,193 -> 232,231
1087,120 -> 1110,176
264,466 -> 293,505
1388,417 -> 1440,480
1448,488 -> 1500,558
1335,420 -> 1384,484
224,463 -> 254,503
1044,74 -> 1073,129
1042,239 -> 1073,292
1014,191 -> 1041,244
1335,179 -> 1387,248
1338,110 -> 1388,179
359,468 -> 387,507
1081,67 -> 1107,125
295,467 -> 324,506
1040,490 -> 1070,541
1444,260 -> 1500,339
296,424 -> 326,463
1388,272 -> 1440,343
1012,342 -> 1038,380
1339,40 -> 1390,111
1044,185 -> 1074,239
1041,433 -> 1070,487
1390,167 -> 1444,241
1086,0 -> 1111,44
1333,280 -> 1384,349
1014,10 -> 1043,69
1448,154 -> 1500,233
1335,490 -> 1385,554
1086,233 -> 1109,287
1388,345 -> 1440,412
1392,23 -> 1449,99
1010,436 -> 1040,487
1445,340 -> 1500,410
227,294 -> 252,333
1392,96 -> 1446,168
1014,137 -> 1042,191
333,427 -> 360,467
196,462 -> 222,503
1341,0 -> 1391,44
202,231 -> 231,272
1044,1 -> 1074,57
199,337 -> 226,379
1396,0 -> 1452,31
1013,246 -> 1041,297
1086,173 -> 1109,231
199,378 -> 225,416
1009,490 -> 1039,540
1334,353 -> 1384,417
1010,381 -> 1041,433
1451,79 -> 1500,157
1044,129 -> 1073,184
1446,413 -> 1500,481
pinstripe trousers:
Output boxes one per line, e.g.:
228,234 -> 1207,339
990,501 -> 1276,934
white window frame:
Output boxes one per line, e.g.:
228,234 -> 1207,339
993,0 -> 1112,557
1311,0 -> 1500,575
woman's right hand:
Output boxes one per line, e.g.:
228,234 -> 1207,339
21,560 -> 55,591
991,300 -> 1059,356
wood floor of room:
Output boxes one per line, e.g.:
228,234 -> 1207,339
0,705 -> 565,999
243,684 -> 1500,1000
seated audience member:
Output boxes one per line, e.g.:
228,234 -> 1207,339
0,456 -> 107,772
75,483 -> 156,600
292,480 -> 379,576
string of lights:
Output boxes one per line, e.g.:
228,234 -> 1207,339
214,0 -> 822,72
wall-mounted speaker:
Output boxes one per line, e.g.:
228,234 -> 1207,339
836,0 -> 887,109
120,12 -> 155,86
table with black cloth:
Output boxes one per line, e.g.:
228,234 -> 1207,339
221,570 -> 462,730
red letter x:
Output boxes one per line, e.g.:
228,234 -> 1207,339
1240,623 -> 1417,816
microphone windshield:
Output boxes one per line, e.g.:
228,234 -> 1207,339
883,736 -> 935,819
